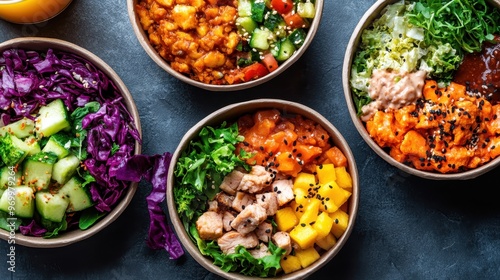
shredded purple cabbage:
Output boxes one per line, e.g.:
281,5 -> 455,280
0,48 -> 141,233
116,152 -> 184,259
19,220 -> 47,237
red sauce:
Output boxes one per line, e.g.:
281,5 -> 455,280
453,36 -> 500,103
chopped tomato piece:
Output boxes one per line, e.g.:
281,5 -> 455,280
283,12 -> 304,29
271,0 -> 294,15
242,62 -> 269,81
261,53 -> 279,72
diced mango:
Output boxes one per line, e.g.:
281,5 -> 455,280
317,183 -> 339,213
290,200 -> 304,219
318,180 -> 352,210
290,223 -> 318,249
330,209 -> 349,238
325,146 -> 347,167
293,187 -> 309,208
316,233 -> 337,250
299,198 -> 320,225
295,247 -> 320,268
276,206 -> 299,232
316,163 -> 336,184
335,166 -> 353,191
293,172 -> 316,190
312,211 -> 334,239
280,255 -> 302,274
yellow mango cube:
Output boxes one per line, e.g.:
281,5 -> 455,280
290,200 -> 304,219
299,198 -> 320,225
316,163 -> 336,184
290,223 -> 318,249
316,233 -> 337,250
276,207 -> 299,232
335,166 -> 353,190
330,209 -> 349,238
319,181 -> 352,209
295,247 -> 320,268
293,172 -> 316,190
280,255 -> 302,274
317,183 -> 339,213
312,211 -> 334,239
293,187 -> 309,207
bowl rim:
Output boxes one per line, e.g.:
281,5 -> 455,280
166,98 -> 359,279
127,0 -> 324,92
0,37 -> 142,248
342,0 -> 500,180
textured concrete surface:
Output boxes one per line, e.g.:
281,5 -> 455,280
1,0 -> 500,279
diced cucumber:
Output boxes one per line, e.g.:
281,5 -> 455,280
297,2 -> 316,19
52,154 -> 80,185
250,28 -> 271,50
0,166 -> 22,190
288,28 -> 307,47
0,134 -> 27,166
22,136 -> 41,156
251,0 -> 267,23
237,16 -> 258,34
23,152 -> 58,191
276,38 -> 296,62
238,0 -> 252,17
42,133 -> 71,159
59,176 -> 93,212
0,117 -> 35,139
35,191 -> 69,223
35,99 -> 70,138
0,186 -> 35,218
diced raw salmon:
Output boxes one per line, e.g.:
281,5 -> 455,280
219,169 -> 245,195
217,231 -> 258,255
231,191 -> 255,212
196,211 -> 223,240
231,204 -> 267,235
256,192 -> 278,216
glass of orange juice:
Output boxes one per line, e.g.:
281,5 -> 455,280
0,0 -> 73,24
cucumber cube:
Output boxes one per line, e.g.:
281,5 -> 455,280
238,0 -> 252,17
0,166 -> 22,189
52,154 -> 80,185
59,176 -> 93,212
0,117 -> 35,139
297,2 -> 315,19
35,99 -> 70,138
42,133 -> 71,159
23,152 -> 58,191
0,134 -> 27,166
250,28 -> 271,50
0,186 -> 35,218
237,16 -> 258,34
35,191 -> 69,223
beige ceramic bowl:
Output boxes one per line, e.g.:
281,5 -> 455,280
0,37 -> 142,248
127,0 -> 324,91
343,0 -> 500,180
167,99 -> 359,279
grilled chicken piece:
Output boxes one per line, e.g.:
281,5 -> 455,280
232,191 -> 255,212
219,169 -> 245,195
249,243 -> 271,259
222,211 -> 236,232
256,192 -> 278,216
196,211 -> 223,240
272,179 -> 294,206
238,165 -> 274,193
215,192 -> 234,211
231,204 -> 267,235
256,221 -> 272,243
217,231 -> 258,255
272,231 -> 292,255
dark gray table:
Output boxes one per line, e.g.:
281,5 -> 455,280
1,1 -> 500,279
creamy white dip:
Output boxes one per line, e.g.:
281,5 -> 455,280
361,69 -> 427,122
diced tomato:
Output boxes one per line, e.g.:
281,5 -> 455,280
271,0 -> 294,15
242,62 -> 269,81
283,12 -> 304,29
261,53 -> 279,73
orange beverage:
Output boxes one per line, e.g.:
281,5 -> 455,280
0,0 -> 72,24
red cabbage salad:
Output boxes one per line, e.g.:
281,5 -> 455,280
0,48 -> 141,237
